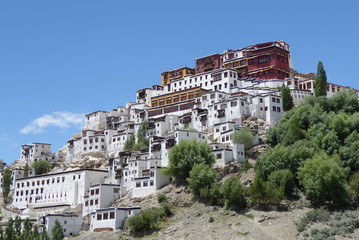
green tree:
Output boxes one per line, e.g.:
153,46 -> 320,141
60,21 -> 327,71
165,139 -> 215,180
281,85 -> 294,111
298,153 -> 349,205
222,176 -> 246,208
268,169 -> 293,196
14,216 -> 22,236
124,134 -> 135,151
21,218 -> 33,240
314,61 -> 327,97
187,163 -> 219,196
51,219 -> 65,240
137,121 -> 148,144
349,172 -> 359,201
4,217 -> 14,240
232,129 -> 255,150
32,160 -> 51,175
40,225 -> 50,240
330,89 -> 359,114
249,176 -> 284,206
2,168 -> 11,203
32,224 -> 40,240
24,163 -> 30,177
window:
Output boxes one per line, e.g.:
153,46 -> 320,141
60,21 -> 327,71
90,200 -> 93,205
276,98 -> 280,103
110,212 -> 115,219
277,107 -> 281,112
91,189 -> 94,195
95,189 -> 99,195
95,199 -> 99,205
64,220 -> 67,224
103,212 -> 108,220
150,180 -> 154,186
113,188 -> 119,193
85,201 -> 88,206
97,213 -> 102,220
136,182 -> 141,188
273,106 -> 277,111
143,181 -> 148,187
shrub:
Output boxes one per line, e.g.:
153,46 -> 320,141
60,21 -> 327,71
187,163 -> 219,196
349,172 -> 359,201
249,176 -> 284,206
208,216 -> 214,223
165,139 -> 215,180
222,176 -> 246,208
296,207 -> 330,232
32,160 -> 51,175
232,129 -> 255,150
268,169 -> 293,196
298,153 -> 349,205
157,194 -> 167,203
127,204 -> 174,235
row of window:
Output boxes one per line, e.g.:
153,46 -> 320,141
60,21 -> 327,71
135,180 -> 154,188
96,212 -> 115,220
83,138 -> 105,144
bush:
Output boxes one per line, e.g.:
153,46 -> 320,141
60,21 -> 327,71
187,163 -> 219,196
32,160 -> 51,175
296,207 -> 330,232
127,204 -> 174,235
165,139 -> 215,180
249,176 -> 284,206
268,169 -> 293,196
157,194 -> 167,203
349,172 -> 359,201
208,216 -> 214,223
222,176 -> 246,208
298,153 -> 349,205
232,129 -> 255,150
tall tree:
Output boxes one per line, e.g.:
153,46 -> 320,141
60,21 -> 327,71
32,160 -> 50,175
281,85 -> 294,111
2,168 -> 11,203
314,61 -> 327,97
24,163 -> 30,177
51,220 -> 65,240
165,139 -> 215,180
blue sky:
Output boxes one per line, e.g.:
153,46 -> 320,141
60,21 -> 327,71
1,1 -> 358,164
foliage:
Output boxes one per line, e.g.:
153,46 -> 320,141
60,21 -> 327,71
14,216 -> 22,236
5,218 -> 14,240
281,85 -> 294,111
137,120 -> 148,144
208,216 -> 214,223
32,160 -> 51,175
249,176 -> 284,206
51,219 -> 65,240
165,139 -> 215,180
298,154 -> 349,205
255,140 -> 317,180
157,194 -> 167,203
314,61 -> 327,97
124,134 -> 135,151
187,163 -> 219,196
339,131 -> 359,172
268,169 -> 293,196
296,207 -> 330,232
232,129 -> 255,150
2,168 -> 11,203
127,204 -> 173,235
349,172 -> 359,201
24,163 -> 30,177
222,176 -> 246,208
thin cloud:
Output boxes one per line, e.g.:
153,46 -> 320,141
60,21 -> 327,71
20,112 -> 85,134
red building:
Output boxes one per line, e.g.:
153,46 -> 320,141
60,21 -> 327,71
194,54 -> 222,73
222,41 -> 291,80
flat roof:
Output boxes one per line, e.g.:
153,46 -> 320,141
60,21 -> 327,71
16,168 -> 108,181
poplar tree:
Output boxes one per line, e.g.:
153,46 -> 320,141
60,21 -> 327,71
2,168 -> 12,203
281,85 -> 294,111
314,61 -> 327,97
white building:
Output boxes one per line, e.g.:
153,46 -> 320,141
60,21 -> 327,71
132,167 -> 170,198
83,184 -> 121,217
90,207 -> 141,232
12,169 -> 108,214
20,143 -> 53,164
41,213 -> 83,237
85,111 -> 108,131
